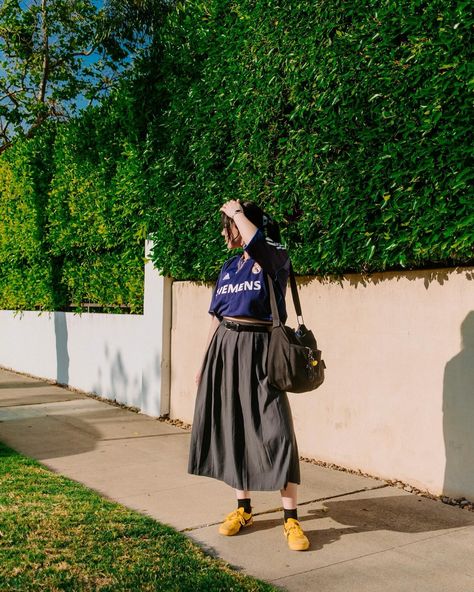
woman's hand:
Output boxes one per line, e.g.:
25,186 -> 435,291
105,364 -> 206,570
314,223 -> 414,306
220,200 -> 243,219
220,200 -> 258,245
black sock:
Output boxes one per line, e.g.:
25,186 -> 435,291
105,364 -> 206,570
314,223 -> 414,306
237,498 -> 252,514
284,508 -> 298,522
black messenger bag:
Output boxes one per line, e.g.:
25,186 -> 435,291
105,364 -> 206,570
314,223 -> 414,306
267,265 -> 326,393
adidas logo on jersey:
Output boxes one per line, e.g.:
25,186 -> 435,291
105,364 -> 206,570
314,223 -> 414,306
223,273 -> 231,280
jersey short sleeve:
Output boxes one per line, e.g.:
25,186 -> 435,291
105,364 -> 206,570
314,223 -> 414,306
244,229 -> 290,280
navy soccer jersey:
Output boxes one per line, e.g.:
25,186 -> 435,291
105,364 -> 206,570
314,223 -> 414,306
209,229 -> 290,323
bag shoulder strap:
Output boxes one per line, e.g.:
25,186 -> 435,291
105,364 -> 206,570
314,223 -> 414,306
267,263 -> 304,328
289,263 -> 303,319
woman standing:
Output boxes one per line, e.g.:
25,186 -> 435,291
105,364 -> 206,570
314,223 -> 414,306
188,200 -> 309,551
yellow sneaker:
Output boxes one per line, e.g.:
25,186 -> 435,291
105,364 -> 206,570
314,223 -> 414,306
219,507 -> 253,536
283,518 -> 310,551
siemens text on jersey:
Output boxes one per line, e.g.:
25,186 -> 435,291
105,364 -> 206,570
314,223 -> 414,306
216,280 -> 262,295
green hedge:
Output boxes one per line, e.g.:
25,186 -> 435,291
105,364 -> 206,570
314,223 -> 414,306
1,0 -> 472,312
46,96 -> 149,313
147,0 -> 473,279
0,87 -> 150,312
0,129 -> 58,310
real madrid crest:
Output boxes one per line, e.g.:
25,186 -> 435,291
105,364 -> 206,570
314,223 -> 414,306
252,262 -> 262,274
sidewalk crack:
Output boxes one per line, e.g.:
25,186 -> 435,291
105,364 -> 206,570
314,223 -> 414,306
180,484 -> 389,533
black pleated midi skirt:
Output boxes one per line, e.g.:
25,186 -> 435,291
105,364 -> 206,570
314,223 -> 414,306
188,322 -> 300,491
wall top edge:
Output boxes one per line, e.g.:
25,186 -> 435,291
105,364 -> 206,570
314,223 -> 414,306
171,266 -> 474,288
297,265 -> 474,287
0,310 -> 145,319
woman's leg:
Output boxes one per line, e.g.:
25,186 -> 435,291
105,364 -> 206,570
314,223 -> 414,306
280,482 -> 310,551
235,488 -> 252,514
219,488 -> 253,536
280,482 -> 297,510
235,488 -> 251,500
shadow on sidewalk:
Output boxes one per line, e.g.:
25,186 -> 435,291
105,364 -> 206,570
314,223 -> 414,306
0,381 -> 54,390
236,493 -> 474,553
0,411 -> 102,461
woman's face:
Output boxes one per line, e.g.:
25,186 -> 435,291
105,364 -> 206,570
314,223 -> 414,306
222,222 -> 242,250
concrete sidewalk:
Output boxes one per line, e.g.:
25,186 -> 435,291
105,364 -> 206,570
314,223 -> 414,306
1,367 -> 473,592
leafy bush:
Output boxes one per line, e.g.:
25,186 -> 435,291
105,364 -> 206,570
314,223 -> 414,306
147,0 -> 473,279
0,0 -> 472,313
0,128 -> 57,310
0,88 -> 149,312
47,97 -> 149,313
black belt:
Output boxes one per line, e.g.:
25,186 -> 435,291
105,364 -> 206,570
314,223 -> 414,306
223,320 -> 271,333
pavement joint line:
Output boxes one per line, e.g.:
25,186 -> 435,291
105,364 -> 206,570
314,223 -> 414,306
100,433 -> 190,441
0,397 -> 86,408
180,484 -> 390,533
269,526 -> 474,583
296,483 -> 390,508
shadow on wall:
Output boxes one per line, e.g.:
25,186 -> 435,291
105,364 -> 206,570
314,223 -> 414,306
92,345 -> 163,415
109,347 -> 129,404
54,312 -> 70,386
143,352 -> 165,416
296,267 -> 474,289
443,311 -> 474,499
93,345 -> 130,405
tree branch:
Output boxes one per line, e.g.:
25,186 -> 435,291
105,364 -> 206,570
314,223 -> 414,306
50,45 -> 98,73
38,0 -> 49,103
71,47 -> 97,58
0,141 -> 13,155
0,117 -> 10,138
25,111 -> 48,139
0,88 -> 22,108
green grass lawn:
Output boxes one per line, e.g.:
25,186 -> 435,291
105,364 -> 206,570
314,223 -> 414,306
0,442 -> 276,591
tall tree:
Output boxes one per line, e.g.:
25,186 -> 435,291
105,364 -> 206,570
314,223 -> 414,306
0,0 -> 166,153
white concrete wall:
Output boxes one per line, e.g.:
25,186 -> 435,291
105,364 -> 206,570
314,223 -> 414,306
0,241 -> 172,417
2,253 -> 473,499
169,268 -> 474,499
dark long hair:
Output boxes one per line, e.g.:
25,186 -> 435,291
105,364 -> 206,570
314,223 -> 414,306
221,201 -> 281,243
